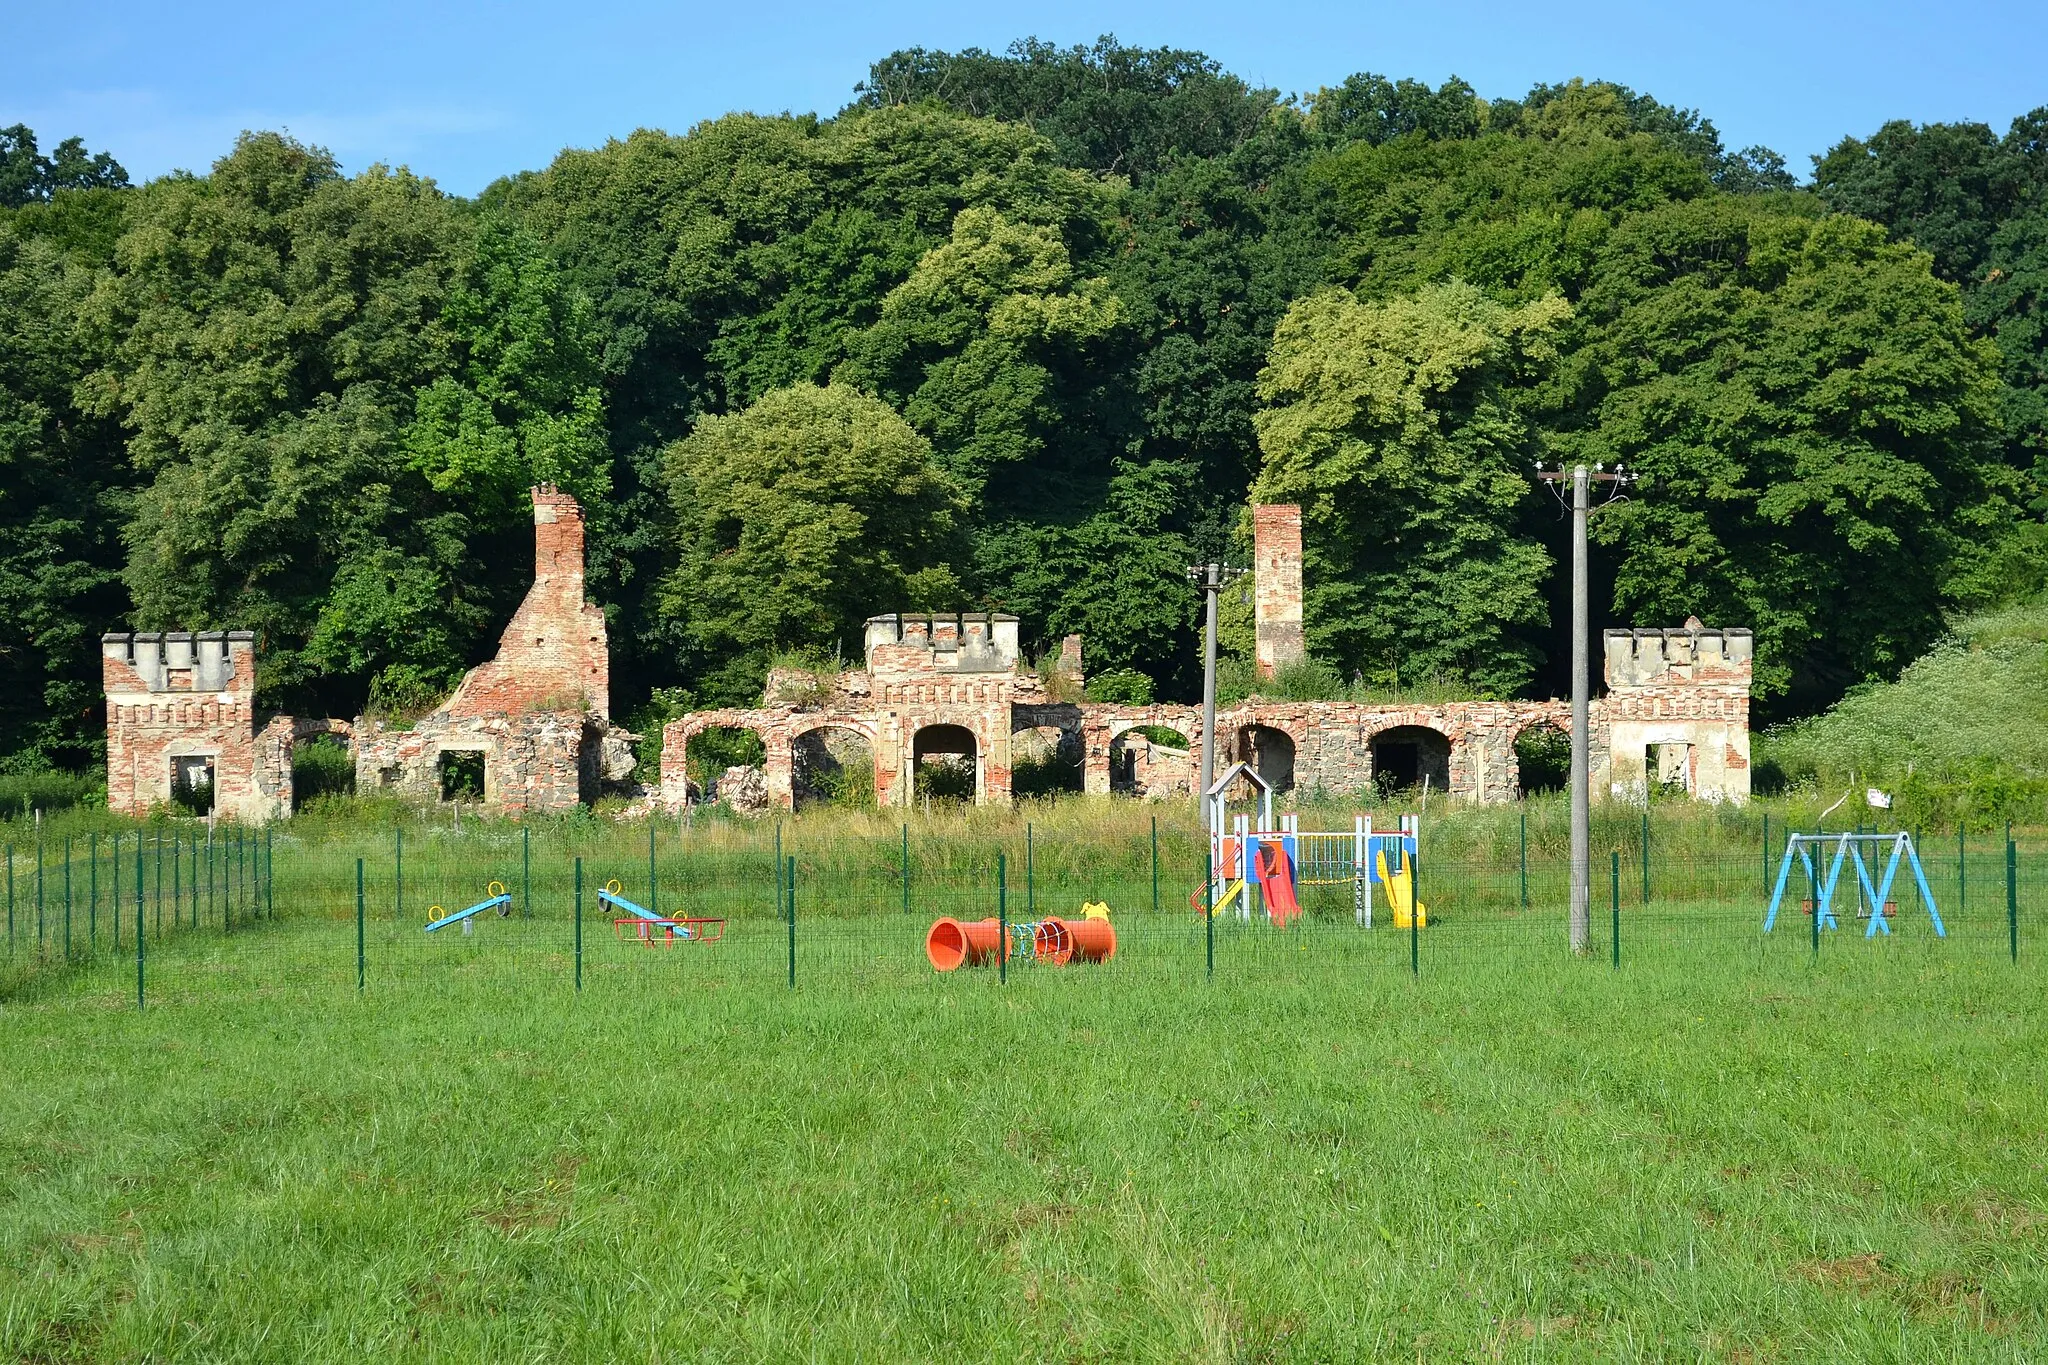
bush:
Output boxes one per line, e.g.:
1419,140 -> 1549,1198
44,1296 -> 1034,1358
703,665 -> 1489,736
293,737 -> 356,808
0,766 -> 105,818
1084,668 -> 1155,705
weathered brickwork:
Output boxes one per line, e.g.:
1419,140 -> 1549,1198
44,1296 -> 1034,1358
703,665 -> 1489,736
1600,625 -> 1752,803
101,631 -> 295,822
1253,503 -> 1306,679
353,486 -> 616,814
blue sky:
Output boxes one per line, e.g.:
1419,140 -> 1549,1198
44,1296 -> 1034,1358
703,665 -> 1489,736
13,0 -> 2046,196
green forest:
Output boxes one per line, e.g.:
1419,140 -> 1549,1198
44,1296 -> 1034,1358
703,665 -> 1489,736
3,38 -> 2044,791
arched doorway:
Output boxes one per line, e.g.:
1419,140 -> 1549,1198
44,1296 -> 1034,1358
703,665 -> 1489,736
912,724 -> 979,804
1236,724 -> 1295,794
793,726 -> 875,809
1513,722 -> 1570,796
1110,726 -> 1192,797
1371,725 -> 1451,797
685,725 -> 769,811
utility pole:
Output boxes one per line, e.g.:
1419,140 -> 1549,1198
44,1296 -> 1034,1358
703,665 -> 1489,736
1536,462 -> 1632,953
1186,561 -> 1246,830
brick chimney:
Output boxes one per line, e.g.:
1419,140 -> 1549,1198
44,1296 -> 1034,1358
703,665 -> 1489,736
1253,504 -> 1305,679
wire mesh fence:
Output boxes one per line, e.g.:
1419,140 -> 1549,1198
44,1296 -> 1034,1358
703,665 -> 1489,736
2,816 -> 2040,1009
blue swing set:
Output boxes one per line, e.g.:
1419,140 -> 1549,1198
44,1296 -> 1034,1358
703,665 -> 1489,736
1762,832 -> 1945,938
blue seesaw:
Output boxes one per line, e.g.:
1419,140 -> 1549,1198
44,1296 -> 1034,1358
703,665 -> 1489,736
597,880 -> 725,946
1763,832 -> 1944,938
424,881 -> 513,932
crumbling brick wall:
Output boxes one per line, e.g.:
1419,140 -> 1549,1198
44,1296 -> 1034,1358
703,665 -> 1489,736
101,631 -> 293,822
353,486 -> 612,814
1253,503 -> 1306,679
1601,625 -> 1752,804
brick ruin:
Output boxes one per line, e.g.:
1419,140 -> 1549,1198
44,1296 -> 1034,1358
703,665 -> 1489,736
104,491 -> 1751,819
355,485 -> 627,812
661,505 -> 1752,811
103,486 -> 627,822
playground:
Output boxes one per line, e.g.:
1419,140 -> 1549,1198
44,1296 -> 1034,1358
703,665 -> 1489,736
2,799 -> 2044,1358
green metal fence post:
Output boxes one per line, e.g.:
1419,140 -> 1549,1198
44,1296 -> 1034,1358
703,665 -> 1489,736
2010,840 -> 2019,965
786,854 -> 797,990
111,834 -> 119,951
89,832 -> 98,949
63,835 -> 72,960
648,821 -> 658,919
134,837 -> 144,1011
1519,810 -> 1528,911
1151,815 -> 1160,915
154,831 -> 162,937
1610,851 -> 1621,970
522,826 -> 530,918
996,850 -> 1007,987
356,859 -> 366,992
574,858 -> 583,993
901,823 -> 910,915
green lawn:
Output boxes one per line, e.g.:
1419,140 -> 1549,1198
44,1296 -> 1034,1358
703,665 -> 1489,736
3,905 -> 2045,1361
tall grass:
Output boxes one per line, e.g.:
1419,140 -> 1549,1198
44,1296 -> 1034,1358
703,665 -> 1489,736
1759,602 -> 2048,823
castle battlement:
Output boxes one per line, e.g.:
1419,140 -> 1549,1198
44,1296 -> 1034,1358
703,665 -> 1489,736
864,612 -> 1020,675
1603,626 -> 1753,689
102,630 -> 256,697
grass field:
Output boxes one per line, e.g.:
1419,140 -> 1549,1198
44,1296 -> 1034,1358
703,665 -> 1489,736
2,804 -> 2045,1360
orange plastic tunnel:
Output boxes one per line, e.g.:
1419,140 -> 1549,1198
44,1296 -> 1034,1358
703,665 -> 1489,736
925,917 -> 1012,972
1030,916 -> 1117,966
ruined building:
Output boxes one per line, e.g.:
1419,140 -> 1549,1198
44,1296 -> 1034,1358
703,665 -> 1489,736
661,503 -> 1752,810
103,486 -> 625,822
104,494 -> 1750,819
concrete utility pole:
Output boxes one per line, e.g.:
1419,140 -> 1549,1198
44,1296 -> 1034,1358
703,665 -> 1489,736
1186,561 -> 1245,830
1536,462 -> 1631,953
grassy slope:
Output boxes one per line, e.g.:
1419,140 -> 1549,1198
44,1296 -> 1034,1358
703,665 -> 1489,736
1761,604 -> 2048,793
3,931 -> 2045,1361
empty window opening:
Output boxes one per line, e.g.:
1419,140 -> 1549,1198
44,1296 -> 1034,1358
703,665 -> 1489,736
171,755 -> 216,815
1651,743 -> 1694,797
1514,723 -> 1570,797
439,750 -> 487,803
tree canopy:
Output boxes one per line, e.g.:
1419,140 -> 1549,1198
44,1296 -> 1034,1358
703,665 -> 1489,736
0,40 -> 2043,769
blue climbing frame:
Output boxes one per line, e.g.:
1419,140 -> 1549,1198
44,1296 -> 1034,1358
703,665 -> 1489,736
1762,832 -> 1945,938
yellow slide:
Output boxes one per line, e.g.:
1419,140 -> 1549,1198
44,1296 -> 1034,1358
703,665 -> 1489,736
1376,850 -> 1428,929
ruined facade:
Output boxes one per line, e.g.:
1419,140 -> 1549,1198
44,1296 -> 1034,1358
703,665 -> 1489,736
355,485 -> 621,813
660,506 -> 1753,811
104,486 -> 622,821
105,489 -> 1750,820
102,631 -> 297,821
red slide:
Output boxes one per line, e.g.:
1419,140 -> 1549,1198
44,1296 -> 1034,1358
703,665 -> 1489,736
1253,841 -> 1302,928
